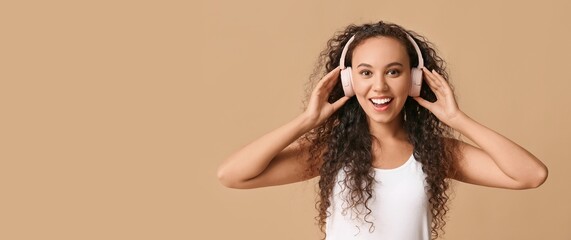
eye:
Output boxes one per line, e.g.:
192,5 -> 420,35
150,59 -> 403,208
387,69 -> 401,76
359,70 -> 372,77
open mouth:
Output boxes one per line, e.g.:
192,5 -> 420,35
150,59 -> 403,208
370,97 -> 393,109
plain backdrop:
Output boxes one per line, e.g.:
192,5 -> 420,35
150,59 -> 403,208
1,0 -> 570,239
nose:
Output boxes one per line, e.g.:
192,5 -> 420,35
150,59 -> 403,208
372,74 -> 389,92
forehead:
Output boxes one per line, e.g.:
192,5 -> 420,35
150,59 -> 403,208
351,36 -> 410,67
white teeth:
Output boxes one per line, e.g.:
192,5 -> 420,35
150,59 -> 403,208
371,98 -> 392,104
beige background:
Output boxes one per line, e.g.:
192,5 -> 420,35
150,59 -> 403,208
1,0 -> 570,239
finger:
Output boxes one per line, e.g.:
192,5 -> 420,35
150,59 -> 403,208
430,69 -> 447,87
312,70 -> 341,103
317,67 -> 340,86
422,68 -> 444,98
422,68 -> 441,89
332,96 -> 350,111
314,67 -> 339,89
431,70 -> 452,93
413,96 -> 432,110
320,67 -> 341,90
429,71 -> 457,103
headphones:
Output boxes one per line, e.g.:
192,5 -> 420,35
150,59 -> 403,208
339,33 -> 425,97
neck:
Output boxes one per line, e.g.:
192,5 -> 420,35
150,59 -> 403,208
367,116 -> 408,144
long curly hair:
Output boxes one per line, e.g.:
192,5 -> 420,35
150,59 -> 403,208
300,21 -> 460,240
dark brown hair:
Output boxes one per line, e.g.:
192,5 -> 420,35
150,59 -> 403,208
301,21 -> 459,240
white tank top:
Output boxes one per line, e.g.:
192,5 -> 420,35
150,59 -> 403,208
325,154 -> 431,240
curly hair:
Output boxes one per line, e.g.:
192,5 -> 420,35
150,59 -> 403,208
300,21 -> 460,240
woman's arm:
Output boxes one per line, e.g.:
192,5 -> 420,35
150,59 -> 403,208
447,115 -> 548,189
217,115 -> 315,189
217,67 -> 350,189
414,68 -> 548,189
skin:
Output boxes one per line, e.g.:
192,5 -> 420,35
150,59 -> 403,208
351,37 -> 415,169
217,36 -> 548,190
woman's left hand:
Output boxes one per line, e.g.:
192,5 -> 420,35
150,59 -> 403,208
413,68 -> 465,128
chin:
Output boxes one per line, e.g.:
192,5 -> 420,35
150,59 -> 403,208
360,101 -> 404,126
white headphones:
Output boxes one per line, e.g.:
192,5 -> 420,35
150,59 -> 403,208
339,33 -> 425,97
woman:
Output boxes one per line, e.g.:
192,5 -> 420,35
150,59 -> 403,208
217,21 -> 548,240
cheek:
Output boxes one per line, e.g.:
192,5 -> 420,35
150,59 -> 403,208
393,75 -> 413,94
396,80 -> 412,94
351,79 -> 370,94
351,81 -> 369,105
354,95 -> 371,113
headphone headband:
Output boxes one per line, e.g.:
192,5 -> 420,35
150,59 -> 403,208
339,33 -> 424,69
339,35 -> 355,69
405,34 -> 424,68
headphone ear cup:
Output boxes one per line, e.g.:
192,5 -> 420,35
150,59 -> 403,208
409,68 -> 423,97
340,67 -> 355,97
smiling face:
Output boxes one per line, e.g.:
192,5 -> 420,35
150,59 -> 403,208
351,36 -> 412,125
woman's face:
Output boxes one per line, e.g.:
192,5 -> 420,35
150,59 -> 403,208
351,36 -> 412,125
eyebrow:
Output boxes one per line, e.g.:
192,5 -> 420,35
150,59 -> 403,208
356,62 -> 403,68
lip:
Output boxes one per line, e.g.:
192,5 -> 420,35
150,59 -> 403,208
369,96 -> 393,100
369,96 -> 393,112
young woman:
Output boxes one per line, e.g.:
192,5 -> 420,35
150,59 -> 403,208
217,21 -> 548,240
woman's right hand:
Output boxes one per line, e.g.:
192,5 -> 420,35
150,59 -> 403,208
303,67 -> 351,128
